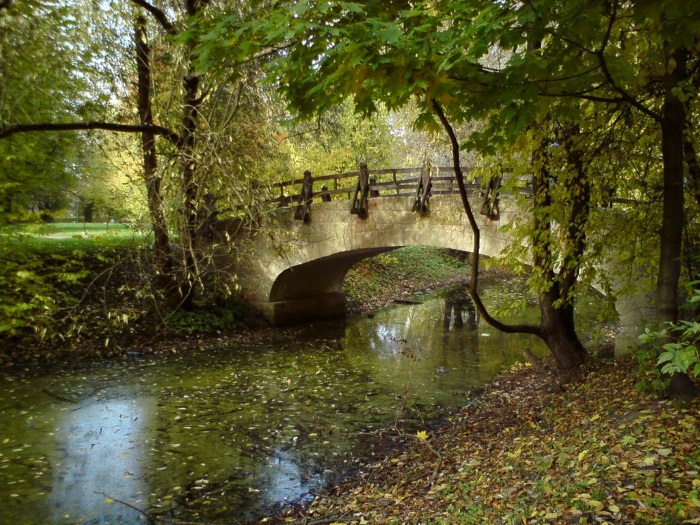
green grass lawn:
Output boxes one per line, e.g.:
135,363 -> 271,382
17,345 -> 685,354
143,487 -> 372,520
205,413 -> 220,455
49,222 -> 132,233
0,221 -> 146,251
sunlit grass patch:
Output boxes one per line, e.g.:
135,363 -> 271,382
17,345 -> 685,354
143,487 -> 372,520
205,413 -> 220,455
0,221 -> 146,251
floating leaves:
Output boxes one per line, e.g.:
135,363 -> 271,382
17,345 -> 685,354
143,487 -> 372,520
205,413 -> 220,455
267,357 -> 700,524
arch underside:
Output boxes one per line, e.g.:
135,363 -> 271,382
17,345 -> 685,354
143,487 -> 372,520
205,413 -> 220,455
250,196 -> 506,324
269,247 -> 400,302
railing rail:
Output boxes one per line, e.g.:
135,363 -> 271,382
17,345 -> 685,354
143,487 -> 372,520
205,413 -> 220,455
257,163 -> 541,222
269,165 -> 531,207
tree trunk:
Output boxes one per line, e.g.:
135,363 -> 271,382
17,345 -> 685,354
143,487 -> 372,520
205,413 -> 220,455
658,47 -> 697,398
135,14 -> 172,278
531,137 -> 588,382
540,286 -> 587,382
84,202 -> 93,223
432,99 -> 587,382
179,71 -> 201,309
177,0 -> 207,310
657,48 -> 685,325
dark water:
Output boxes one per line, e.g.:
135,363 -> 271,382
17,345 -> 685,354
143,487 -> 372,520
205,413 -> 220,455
0,284 -> 613,524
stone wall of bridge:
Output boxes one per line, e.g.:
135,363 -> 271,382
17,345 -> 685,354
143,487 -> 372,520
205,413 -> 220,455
239,195 -> 518,323
235,193 -> 654,356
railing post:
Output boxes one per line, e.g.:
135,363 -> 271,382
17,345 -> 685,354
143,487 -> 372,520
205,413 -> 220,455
479,172 -> 502,219
412,159 -> 433,215
278,182 -> 287,207
350,162 -> 370,218
369,176 -> 379,197
294,170 -> 313,222
321,185 -> 332,202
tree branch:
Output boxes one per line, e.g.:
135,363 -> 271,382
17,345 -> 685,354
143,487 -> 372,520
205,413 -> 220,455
430,99 -> 541,337
593,0 -> 661,122
0,122 -> 180,144
130,0 -> 175,34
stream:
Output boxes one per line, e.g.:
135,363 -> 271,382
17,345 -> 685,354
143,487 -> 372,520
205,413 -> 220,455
0,283 -> 614,524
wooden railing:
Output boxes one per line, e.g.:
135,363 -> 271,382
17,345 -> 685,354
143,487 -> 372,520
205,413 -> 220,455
270,165 -> 482,206
257,163 -> 630,226
266,162 -> 534,222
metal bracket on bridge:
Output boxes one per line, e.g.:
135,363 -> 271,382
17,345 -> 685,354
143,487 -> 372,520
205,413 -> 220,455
294,170 -> 313,222
350,163 -> 370,219
412,159 -> 433,215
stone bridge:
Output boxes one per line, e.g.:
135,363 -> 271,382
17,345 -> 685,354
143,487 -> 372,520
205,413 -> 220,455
234,164 -> 652,355
242,194 -> 513,323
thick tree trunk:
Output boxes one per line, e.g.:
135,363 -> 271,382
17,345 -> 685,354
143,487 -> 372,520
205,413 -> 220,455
135,15 -> 172,278
659,47 -> 697,398
540,287 -> 587,382
657,48 -> 685,324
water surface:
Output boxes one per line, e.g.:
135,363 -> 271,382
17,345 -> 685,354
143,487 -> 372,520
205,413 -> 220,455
0,284 -> 612,524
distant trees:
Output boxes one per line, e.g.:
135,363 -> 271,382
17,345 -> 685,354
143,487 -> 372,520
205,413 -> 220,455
0,0 -> 91,218
0,0 -> 284,307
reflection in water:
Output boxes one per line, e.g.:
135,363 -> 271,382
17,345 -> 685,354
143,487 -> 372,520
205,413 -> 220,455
444,288 -> 478,331
0,284 -> 614,524
51,395 -> 152,524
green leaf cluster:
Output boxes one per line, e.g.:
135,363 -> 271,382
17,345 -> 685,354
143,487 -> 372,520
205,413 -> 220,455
642,287 -> 700,378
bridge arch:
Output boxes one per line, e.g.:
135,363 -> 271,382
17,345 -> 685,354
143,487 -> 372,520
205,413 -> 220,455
241,196 -> 516,325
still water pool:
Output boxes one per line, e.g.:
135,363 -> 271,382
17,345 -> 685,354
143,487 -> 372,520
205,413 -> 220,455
0,284 -> 613,524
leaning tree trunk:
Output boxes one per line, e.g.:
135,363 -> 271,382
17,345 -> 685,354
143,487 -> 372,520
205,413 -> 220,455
540,287 -> 587,381
531,136 -> 588,381
136,14 -> 172,279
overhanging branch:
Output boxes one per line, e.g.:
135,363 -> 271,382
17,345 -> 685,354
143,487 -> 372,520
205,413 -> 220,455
0,121 -> 180,145
430,98 -> 541,337
130,0 -> 175,34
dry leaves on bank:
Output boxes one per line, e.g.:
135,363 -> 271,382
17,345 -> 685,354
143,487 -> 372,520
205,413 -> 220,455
259,356 -> 700,525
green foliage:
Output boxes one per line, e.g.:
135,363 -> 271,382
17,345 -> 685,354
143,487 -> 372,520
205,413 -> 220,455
657,322 -> 700,378
639,287 -> 700,379
167,310 -> 226,335
0,244 -> 82,338
0,225 -> 142,347
0,0 -> 103,222
633,333 -> 669,396
279,100 -> 396,176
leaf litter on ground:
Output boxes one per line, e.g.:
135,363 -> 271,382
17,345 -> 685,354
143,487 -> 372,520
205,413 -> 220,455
256,355 -> 700,525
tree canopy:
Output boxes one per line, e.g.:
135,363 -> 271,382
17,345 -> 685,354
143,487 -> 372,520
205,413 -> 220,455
190,0 -> 700,383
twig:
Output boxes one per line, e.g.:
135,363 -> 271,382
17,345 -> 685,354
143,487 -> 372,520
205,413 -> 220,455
96,491 -> 155,525
42,388 -> 77,404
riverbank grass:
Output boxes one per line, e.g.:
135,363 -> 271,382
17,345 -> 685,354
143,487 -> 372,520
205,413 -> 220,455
263,356 -> 700,524
344,246 -> 469,313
